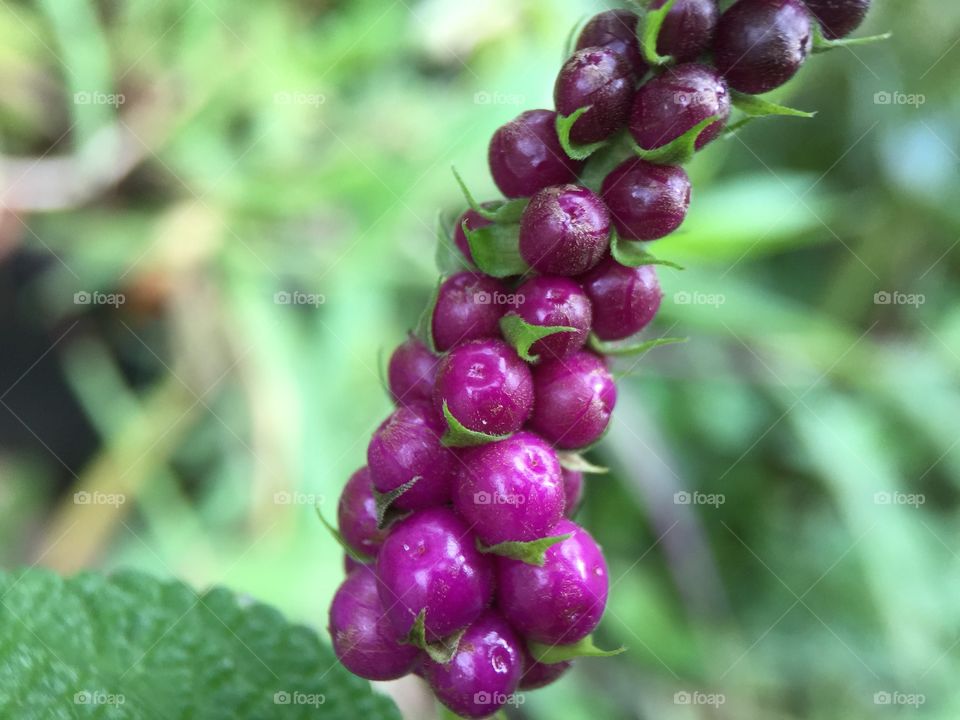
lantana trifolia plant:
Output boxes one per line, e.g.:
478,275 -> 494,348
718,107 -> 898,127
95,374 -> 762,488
325,1 -> 887,717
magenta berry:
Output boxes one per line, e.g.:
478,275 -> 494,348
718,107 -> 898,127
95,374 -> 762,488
434,339 -> 534,436
650,0 -> 719,62
803,0 -> 870,39
519,185 -> 610,276
388,335 -> 438,407
518,645 -> 572,690
377,507 -> 495,640
329,566 -> 421,681
580,256 -> 663,341
432,272 -> 508,353
423,610 -> 523,719
497,518 -> 609,645
630,63 -> 730,151
714,0 -> 813,95
367,401 -> 453,511
554,47 -> 634,144
575,9 -> 647,77
337,467 -> 385,557
454,431 -> 565,546
529,352 -> 617,450
508,276 -> 592,360
453,207 -> 494,264
562,468 -> 585,517
601,158 -> 691,241
488,110 -> 583,199
343,554 -> 368,574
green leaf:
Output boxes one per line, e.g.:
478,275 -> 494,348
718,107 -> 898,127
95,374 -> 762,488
436,209 -> 473,274
415,278 -> 442,353
812,22 -> 891,54
631,115 -> 720,165
402,609 -> 466,664
476,533 -> 572,566
315,505 -> 375,564
610,228 -> 685,269
463,220 -> 529,279
557,451 -> 609,474
450,167 -> 528,223
441,401 -> 511,448
372,478 -> 418,529
589,335 -> 689,357
731,90 -> 816,120
499,314 -> 577,363
0,568 -> 402,720
528,634 -> 626,664
556,107 -> 610,160
638,0 -> 678,66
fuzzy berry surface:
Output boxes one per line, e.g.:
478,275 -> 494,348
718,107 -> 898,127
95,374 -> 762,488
579,256 -> 663,341
488,110 -> 583,199
508,276 -> 593,360
575,9 -> 647,77
519,184 -> 611,276
650,0 -> 719,62
387,335 -> 438,407
337,467 -> 385,558
601,158 -> 691,241
803,0 -> 870,39
453,431 -> 566,545
432,272 -> 508,353
555,47 -> 634,144
377,507 -> 495,641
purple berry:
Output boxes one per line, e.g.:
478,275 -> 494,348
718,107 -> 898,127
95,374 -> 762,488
714,0 -> 813,95
579,256 -> 663,341
377,507 -> 495,640
518,645 -> 572,690
453,207 -> 494,264
508,276 -> 592,360
630,63 -> 730,151
423,610 -> 522,719
803,0 -> 870,39
562,468 -> 585,517
575,10 -> 648,77
650,0 -> 719,62
488,110 -> 583,199
433,339 -> 534,437
337,467 -> 385,557
343,554 -> 368,574
367,401 -> 453,511
496,518 -> 609,645
601,158 -> 691,241
388,335 -> 438,407
529,352 -> 617,450
329,566 -> 420,680
554,47 -> 634,144
432,272 -> 508,353
454,431 -> 566,546
519,185 -> 610,276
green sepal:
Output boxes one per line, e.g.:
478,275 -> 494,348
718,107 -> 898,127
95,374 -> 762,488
610,228 -> 685,270
638,0 -> 678,66
476,533 -> 572,566
415,278 -> 443,353
557,451 -> 609,474
441,401 -> 511,448
372,477 -> 418,530
528,634 -> 626,664
631,115 -> 719,165
589,334 -> 688,357
812,22 -> 891,54
463,220 -> 529,278
499,313 -> 577,363
556,106 -> 611,161
402,609 -> 467,664
451,166 -> 527,223
315,505 -> 375,564
436,208 -> 473,274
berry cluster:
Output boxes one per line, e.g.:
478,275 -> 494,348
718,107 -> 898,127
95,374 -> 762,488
328,1 -> 877,717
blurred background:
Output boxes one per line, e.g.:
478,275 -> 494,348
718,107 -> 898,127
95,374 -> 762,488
0,1 -> 957,718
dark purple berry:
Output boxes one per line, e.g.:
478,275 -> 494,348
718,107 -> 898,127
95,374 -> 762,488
454,431 -> 565,546
650,0 -> 719,62
714,0 -> 813,95
367,401 -> 453,511
554,47 -> 634,144
488,110 -> 583,199
601,158 -> 691,241
329,566 -> 420,680
529,352 -> 617,450
453,207 -> 494,264
519,185 -> 610,276
575,10 -> 648,77
388,335 -> 438,407
562,468 -> 585,517
433,339 -> 534,436
518,645 -> 572,690
580,256 -> 663,341
507,276 -> 592,360
423,610 -> 522,719
377,507 -> 495,640
803,0 -> 870,39
337,467 -> 385,557
496,518 -> 609,645
432,272 -> 508,353
630,63 -> 730,151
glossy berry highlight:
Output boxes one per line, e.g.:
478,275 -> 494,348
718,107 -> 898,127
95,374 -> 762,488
575,9 -> 647,77
488,110 -> 582,199
555,47 -> 634,144
579,257 -> 663,341
650,0 -> 719,62
432,272 -> 508,353
601,158 -> 691,241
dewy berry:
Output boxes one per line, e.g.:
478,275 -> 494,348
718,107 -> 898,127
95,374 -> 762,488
803,0 -> 870,39
714,0 -> 813,95
554,47 -> 634,144
519,184 -> 610,276
580,257 -> 664,341
453,207 -> 493,264
387,335 -> 438,407
650,0 -> 719,62
488,110 -> 582,199
433,338 -> 534,436
337,467 -> 385,558
454,431 -> 565,545
376,508 -> 494,641
575,9 -> 647,77
630,63 -> 731,151
601,158 -> 691,241
431,271 -> 508,352
507,276 -> 593,360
